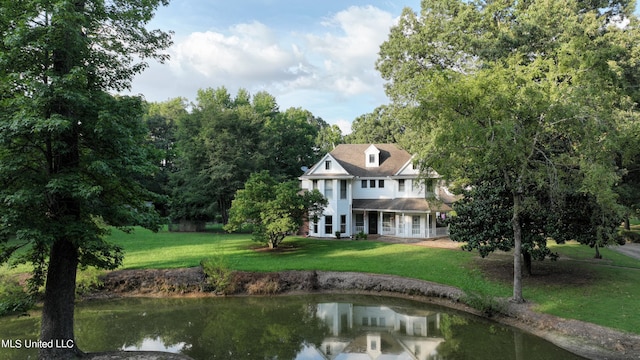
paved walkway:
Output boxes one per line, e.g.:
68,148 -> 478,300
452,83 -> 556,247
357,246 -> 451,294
611,243 -> 640,261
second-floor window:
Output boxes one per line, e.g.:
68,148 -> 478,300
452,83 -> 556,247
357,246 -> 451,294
361,180 -> 367,188
340,180 -> 347,199
325,160 -> 331,170
398,179 -> 405,192
378,180 -> 384,188
325,180 -> 333,198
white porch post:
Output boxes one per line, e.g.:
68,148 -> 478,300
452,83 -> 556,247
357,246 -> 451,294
364,211 -> 368,234
379,211 -> 383,235
432,213 -> 437,236
347,181 -> 353,237
426,213 -> 430,238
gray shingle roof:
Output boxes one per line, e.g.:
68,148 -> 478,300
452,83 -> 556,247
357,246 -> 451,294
352,198 -> 452,212
329,144 -> 412,177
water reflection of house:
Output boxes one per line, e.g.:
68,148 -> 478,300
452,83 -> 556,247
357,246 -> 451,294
312,303 -> 445,360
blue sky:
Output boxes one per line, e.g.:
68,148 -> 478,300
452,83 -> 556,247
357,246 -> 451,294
125,1 -> 422,133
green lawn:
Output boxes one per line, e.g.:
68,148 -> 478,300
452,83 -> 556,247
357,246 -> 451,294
2,227 -> 639,334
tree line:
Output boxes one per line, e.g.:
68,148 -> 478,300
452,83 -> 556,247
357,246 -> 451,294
142,87 -> 342,228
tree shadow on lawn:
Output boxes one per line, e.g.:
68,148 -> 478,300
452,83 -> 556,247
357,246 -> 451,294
471,252 -> 599,288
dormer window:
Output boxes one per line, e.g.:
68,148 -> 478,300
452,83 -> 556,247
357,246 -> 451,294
365,144 -> 380,168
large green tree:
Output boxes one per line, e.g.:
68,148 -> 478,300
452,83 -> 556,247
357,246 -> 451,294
346,104 -> 406,144
169,87 -> 267,226
0,1 -> 171,358
449,178 -> 557,276
378,0 -> 639,302
225,171 -> 326,249
169,87 -> 330,227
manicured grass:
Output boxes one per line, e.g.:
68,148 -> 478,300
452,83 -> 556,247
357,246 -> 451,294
2,227 -> 639,334
520,241 -> 640,333
108,227 -> 509,296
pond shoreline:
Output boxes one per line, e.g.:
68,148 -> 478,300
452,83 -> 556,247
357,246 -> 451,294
85,267 -> 640,360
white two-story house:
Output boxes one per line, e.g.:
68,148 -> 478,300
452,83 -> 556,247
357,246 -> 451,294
300,144 -> 452,239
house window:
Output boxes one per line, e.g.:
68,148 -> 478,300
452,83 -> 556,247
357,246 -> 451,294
362,317 -> 368,326
425,178 -> 435,198
370,340 -> 377,351
369,154 -> 375,164
325,160 -> 331,170
325,216 -> 333,234
382,213 -> 393,233
361,180 -> 367,188
412,216 -> 421,236
371,317 -> 378,326
312,180 -> 318,190
399,179 -> 405,192
313,222 -> 318,234
340,215 -> 346,233
355,214 -> 364,232
340,180 -> 347,199
369,179 -> 376,188
378,180 -> 384,188
325,180 -> 333,198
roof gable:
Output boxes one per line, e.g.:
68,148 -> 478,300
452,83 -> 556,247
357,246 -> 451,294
304,153 -> 349,176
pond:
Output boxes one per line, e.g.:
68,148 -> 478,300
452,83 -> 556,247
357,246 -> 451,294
0,294 -> 584,360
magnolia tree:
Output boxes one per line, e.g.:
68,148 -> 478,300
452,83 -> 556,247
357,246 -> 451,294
225,171 -> 326,249
377,0 -> 640,302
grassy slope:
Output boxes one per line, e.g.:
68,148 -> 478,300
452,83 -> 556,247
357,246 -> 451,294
2,227 -> 638,334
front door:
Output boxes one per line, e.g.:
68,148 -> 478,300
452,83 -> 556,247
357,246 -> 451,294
368,212 -> 378,235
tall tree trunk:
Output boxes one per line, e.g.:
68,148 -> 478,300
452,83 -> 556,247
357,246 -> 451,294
624,216 -> 630,231
41,2 -> 85,355
40,239 -> 82,359
511,193 -> 525,303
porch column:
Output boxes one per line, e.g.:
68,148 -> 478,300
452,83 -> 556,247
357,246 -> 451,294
432,213 -> 437,236
426,213 -> 430,238
379,211 -> 383,235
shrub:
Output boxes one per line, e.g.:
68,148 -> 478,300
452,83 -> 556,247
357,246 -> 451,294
0,277 -> 35,316
200,254 -> 236,295
335,231 -> 341,239
246,277 -> 280,295
462,291 -> 507,317
355,231 -> 367,240
76,268 -> 105,296
620,230 -> 640,244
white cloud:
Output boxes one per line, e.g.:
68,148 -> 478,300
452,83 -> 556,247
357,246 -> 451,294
303,5 -> 396,96
169,21 -> 304,84
128,5 -> 399,126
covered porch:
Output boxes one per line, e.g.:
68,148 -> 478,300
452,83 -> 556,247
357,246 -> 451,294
352,198 -> 451,239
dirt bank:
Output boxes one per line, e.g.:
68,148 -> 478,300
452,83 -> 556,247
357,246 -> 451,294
85,267 -> 640,360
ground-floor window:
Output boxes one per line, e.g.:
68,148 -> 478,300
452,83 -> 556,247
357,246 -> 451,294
382,213 -> 393,233
412,216 -> 421,236
340,215 -> 346,233
325,216 -> 333,234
